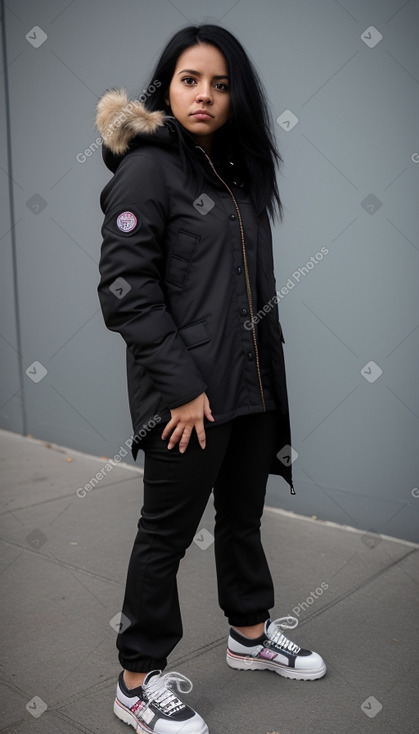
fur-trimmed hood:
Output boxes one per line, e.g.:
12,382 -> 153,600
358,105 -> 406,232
96,87 -> 244,186
96,88 -> 178,172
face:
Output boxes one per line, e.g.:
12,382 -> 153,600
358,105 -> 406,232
165,43 -> 232,153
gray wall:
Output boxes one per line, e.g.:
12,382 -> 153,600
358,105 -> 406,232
1,0 -> 418,542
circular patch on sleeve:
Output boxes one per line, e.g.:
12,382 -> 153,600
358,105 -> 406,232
116,211 -> 138,232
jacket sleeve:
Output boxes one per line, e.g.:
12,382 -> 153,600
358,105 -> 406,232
97,150 -> 208,409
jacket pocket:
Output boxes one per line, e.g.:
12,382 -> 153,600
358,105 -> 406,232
166,230 -> 200,289
178,320 -> 210,349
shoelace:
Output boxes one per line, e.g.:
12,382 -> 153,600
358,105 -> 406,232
268,616 -> 301,654
143,671 -> 192,715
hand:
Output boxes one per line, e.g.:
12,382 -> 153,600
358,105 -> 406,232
161,392 -> 214,453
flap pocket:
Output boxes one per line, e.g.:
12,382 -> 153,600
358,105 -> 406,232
178,320 -> 210,349
166,230 -> 200,288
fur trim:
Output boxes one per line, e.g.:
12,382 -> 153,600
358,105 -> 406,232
96,88 -> 165,154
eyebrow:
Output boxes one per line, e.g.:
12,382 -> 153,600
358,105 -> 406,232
177,69 -> 229,80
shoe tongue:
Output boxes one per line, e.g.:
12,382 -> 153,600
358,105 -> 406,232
143,670 -> 162,686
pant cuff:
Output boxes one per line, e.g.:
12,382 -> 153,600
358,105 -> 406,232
226,610 -> 270,627
118,654 -> 167,673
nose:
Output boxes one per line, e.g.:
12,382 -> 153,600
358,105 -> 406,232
196,84 -> 213,104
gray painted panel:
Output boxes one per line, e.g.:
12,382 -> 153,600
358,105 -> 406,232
1,0 -> 418,540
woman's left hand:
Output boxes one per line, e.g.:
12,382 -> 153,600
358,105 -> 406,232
161,392 -> 214,453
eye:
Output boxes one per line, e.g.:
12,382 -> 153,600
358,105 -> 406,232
181,76 -> 196,85
215,82 -> 229,92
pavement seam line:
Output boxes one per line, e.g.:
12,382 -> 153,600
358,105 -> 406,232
0,536 -> 124,587
293,547 -> 418,629
0,474 -> 140,517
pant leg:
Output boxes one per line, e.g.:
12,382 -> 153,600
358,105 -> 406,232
213,411 -> 280,626
116,421 -> 232,672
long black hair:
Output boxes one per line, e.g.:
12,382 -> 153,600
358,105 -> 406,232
139,25 -> 284,222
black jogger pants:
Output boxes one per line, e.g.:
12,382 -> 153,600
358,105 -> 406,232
116,410 -> 280,672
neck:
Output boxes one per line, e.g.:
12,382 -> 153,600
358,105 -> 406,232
195,133 -> 214,156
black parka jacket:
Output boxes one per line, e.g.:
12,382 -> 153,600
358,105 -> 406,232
96,89 -> 295,493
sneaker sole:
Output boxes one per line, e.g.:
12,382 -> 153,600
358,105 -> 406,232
226,650 -> 326,681
114,696 -> 210,733
114,698 -> 150,732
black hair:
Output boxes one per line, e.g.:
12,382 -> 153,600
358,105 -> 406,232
139,25 -> 284,221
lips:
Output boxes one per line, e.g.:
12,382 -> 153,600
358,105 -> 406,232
190,110 -> 214,118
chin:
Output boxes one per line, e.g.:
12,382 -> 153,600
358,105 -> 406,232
186,123 -> 215,134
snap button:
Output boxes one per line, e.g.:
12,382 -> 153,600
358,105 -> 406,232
241,308 -> 248,316
247,352 -> 254,360
228,214 -> 236,221
236,267 -> 242,274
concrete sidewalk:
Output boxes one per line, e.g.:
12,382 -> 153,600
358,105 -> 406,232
0,428 -> 418,734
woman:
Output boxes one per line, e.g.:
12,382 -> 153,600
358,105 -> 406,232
96,24 -> 326,734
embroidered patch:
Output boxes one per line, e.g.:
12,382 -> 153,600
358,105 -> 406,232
116,211 -> 137,232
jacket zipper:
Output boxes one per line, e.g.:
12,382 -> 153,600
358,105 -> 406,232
198,148 -> 266,412
197,148 -> 295,495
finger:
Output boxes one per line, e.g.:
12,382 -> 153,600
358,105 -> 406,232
161,419 -> 177,440
178,426 -> 192,454
167,424 -> 186,450
204,401 -> 214,422
194,423 -> 206,450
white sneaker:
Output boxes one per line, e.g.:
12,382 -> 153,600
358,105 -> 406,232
226,616 -> 326,680
114,669 -> 209,733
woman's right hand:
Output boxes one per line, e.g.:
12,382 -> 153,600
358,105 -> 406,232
161,392 -> 214,453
